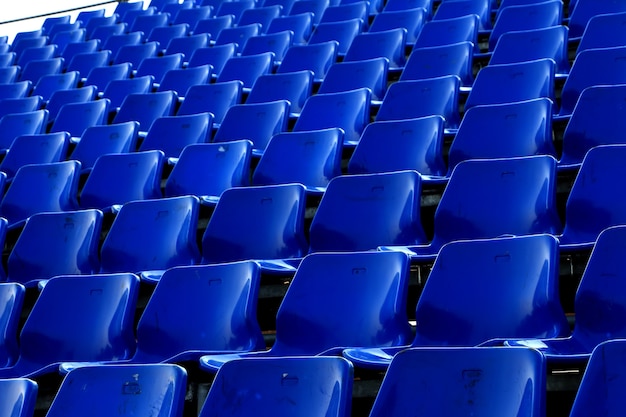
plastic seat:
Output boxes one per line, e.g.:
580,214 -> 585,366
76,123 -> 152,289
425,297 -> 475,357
199,250 -> 412,371
164,33 -> 210,61
0,273 -> 138,378
7,210 -> 102,287
368,347 -> 545,417
266,12 -> 314,45
66,50 -> 111,80
70,122 -> 139,172
214,100 -> 290,156
369,8 -> 427,45
216,0 -> 256,22
83,62 -> 131,93
193,14 -> 235,37
0,132 -> 70,180
239,5 -> 284,31
164,140 -> 252,204
464,58 -> 555,113
241,30 -> 293,64
102,75 -> 154,110
113,41 -> 159,69
433,0 -> 492,30
294,88 -> 370,147
89,22 -> 127,45
47,22 -> 82,41
0,283 -> 25,367
320,1 -> 369,27
45,85 -> 97,122
99,195 -> 201,278
146,23 -> 188,50
347,115 -> 447,176
0,66 -> 19,84
157,64 -> 211,96
12,37 -> 48,63
247,71 -> 313,117
308,18 -> 362,56
253,128 -> 343,194
51,29 -> 86,55
216,52 -> 274,90
376,76 -> 461,131
560,46 -> 626,116
0,52 -> 16,67
0,110 -> 49,151
200,357 -> 353,417
277,41 -> 338,83
381,155 -> 562,262
345,234 -> 568,370
61,39 -> 101,67
400,41 -> 474,88
101,30 -> 144,61
128,12 -> 169,39
172,5 -> 212,28
567,0 -> 626,39
576,11 -> 626,54
560,85 -> 626,170
18,57 -> 64,85
135,53 -> 184,85
42,15 -> 71,35
215,23 -> 262,54
383,0 -> 432,14
80,151 -> 164,212
49,99 -> 110,139
0,96 -> 42,121
344,28 -> 407,71
85,15 -> 119,40
112,90 -> 178,132
263,0 -> 296,14
16,44 -> 57,68
0,378 -> 37,417
31,71 -> 80,102
188,43 -> 237,79
75,8 -> 106,28
150,0 -> 179,11
309,170 -> 426,252
289,0 -> 330,25
414,14 -> 479,52
318,57 -> 388,101
161,0 -> 193,15
0,160 -> 80,229
176,81 -> 242,126
114,0 -> 144,17
139,112 -> 212,160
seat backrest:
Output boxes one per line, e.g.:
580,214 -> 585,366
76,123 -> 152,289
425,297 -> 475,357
202,183 -> 308,263
246,70 -> 313,115
266,12 -> 314,45
308,18 -> 362,56
176,81 -> 242,125
90,22 -> 128,46
16,44 -> 56,68
70,121 -> 139,172
19,57 -> 64,84
276,40 -> 338,83
0,96 -> 42,121
0,109 -> 48,150
272,251 -> 413,355
45,85 -> 97,122
369,7 -> 426,45
139,112 -> 212,158
113,90 -> 178,132
414,14 -> 479,51
0,131 -> 70,179
215,51 -> 274,88
577,11 -> 626,53
101,30 -> 143,59
157,64 -> 211,96
0,283 -> 25,368
7,209 -> 103,286
146,23 -> 189,50
289,0 -> 330,25
216,0 -> 255,22
135,52 -> 184,84
309,170 -> 426,252
100,195 -> 201,274
46,364 -> 186,417
172,5 -> 212,27
0,81 -> 32,100
31,71 -> 79,101
433,0 -> 492,30
239,5 -> 284,31
400,41 -> 474,87
413,234 -> 568,346
50,99 -> 110,138
215,23 -> 262,54
102,75 -> 154,109
0,378 -> 37,417
188,43 -> 237,77
134,261 -> 265,363
568,0 -> 626,38
113,41 -> 159,68
0,66 -> 19,84
83,62 -> 131,93
128,12 -> 170,39
344,28 -> 407,70
318,57 -> 388,101
241,30 -> 293,62
201,357 -> 353,417
192,14 -> 235,37
370,347 -> 545,417
165,33 -> 210,60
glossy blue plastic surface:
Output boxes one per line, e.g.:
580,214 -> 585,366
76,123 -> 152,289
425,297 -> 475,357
216,0 -> 255,22
90,23 -> 128,48
193,15 -> 235,38
216,51 -> 274,89
414,14 -> 479,51
135,53 -> 184,84
344,28 -> 407,70
567,0 -> 626,38
401,41 -> 474,87
199,250 -> 412,371
239,5 -> 283,31
369,347 -> 546,417
172,6 -> 212,28
0,110 -> 48,150
433,0 -> 492,30
7,210 -> 102,287
146,24 -> 189,49
294,88 -> 370,146
164,33 -> 210,60
134,261 -> 265,362
202,183 -> 308,264
102,31 -> 143,60
50,99 -> 110,138
46,86 -> 98,122
200,357 -> 353,417
0,66 -> 18,84
289,0 -> 330,25
0,132 -> 69,179
80,150 -> 164,211
0,81 -> 32,100
253,128 -> 343,194
0,378 -> 37,417
464,58 -> 555,112
320,1 -> 368,27
215,23 -> 262,54
267,12 -> 314,45
140,113 -> 211,159
577,11 -> 626,53
309,170 -> 426,253
165,140 -> 252,202
47,364 -> 186,417
376,76 -> 461,130
51,29 -> 86,54
70,121 -> 139,172
0,96 -> 42,121
318,57 -> 388,101
0,160 -> 80,228
346,234 -> 568,370
113,90 -> 178,132
241,30 -> 293,63
277,40 -> 338,83
177,81 -> 243,125
0,283 -> 25,368
62,41 -> 103,70
83,62 -> 132,93
18,57 -> 64,85
560,46 -> 626,116
16,44 -> 56,68
309,18 -> 362,56
157,64 -> 211,96
247,70 -> 314,115
0,273 -> 138,378
100,195 -> 201,275
113,41 -> 159,68
85,15 -> 119,40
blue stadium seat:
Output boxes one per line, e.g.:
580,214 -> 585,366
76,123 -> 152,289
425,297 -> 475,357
369,8 -> 427,46
41,15 -> 71,35
576,11 -> 626,54
0,96 -> 42,121
83,62 -> 131,93
188,42 -> 237,80
0,283 -> 25,367
157,65 -> 211,96
31,71 -> 80,102
45,86 -> 97,123
277,40 -> 338,83
193,14 -> 235,37
112,90 -> 178,133
61,39 -> 101,68
164,33 -> 210,62
0,52 -> 15,67
414,14 -> 479,51
0,66 -> 19,84
241,30 -> 293,64
289,0 -> 331,25
266,12 -> 314,45
433,0 -> 492,30
216,0 -> 255,22
18,57 -> 64,85
102,75 -> 154,110
12,37 -> 48,62
239,5 -> 284,31
85,15 -> 119,40
0,109 -> 49,151
308,18 -> 362,56
0,378 -> 37,417
128,12 -> 170,41
49,99 -> 110,139
344,28 -> 407,72
246,70 -> 314,117
89,22 -> 127,45
146,23 -> 189,52
101,31 -> 143,60
139,112 -> 212,160
318,57 -> 389,101
75,8 -> 105,28
0,81 -> 32,100
400,41 -> 474,88
176,81 -> 243,126
215,23 -> 262,54
320,1 -> 369,27
383,0 -> 432,14
135,53 -> 184,85
216,51 -> 274,90
567,0 -> 626,39
171,5 -> 212,28
50,28 -> 86,55
66,50 -> 111,82
0,131 -> 70,180
113,41 -> 159,69
16,44 -> 57,68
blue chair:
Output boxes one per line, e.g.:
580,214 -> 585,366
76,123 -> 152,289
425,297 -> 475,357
99,196 -> 201,279
164,33 -> 210,62
0,66 -> 19,84
31,71 -> 80,102
347,115 -> 447,176
344,28 -> 408,72
567,0 -> 626,39
18,57 -> 64,85
376,76 -> 461,131
45,86 -> 97,123
146,24 -> 189,52
47,364 -> 186,417
0,52 -> 15,67
164,141 -> 252,205
318,57 -> 389,101
200,357 -> 353,417
0,160 -> 80,229
215,23 -> 262,54
12,37 -> 48,63
51,29 -> 86,55
157,65 -> 211,96
381,155 -> 562,262
0,378 -> 37,417
75,8 -> 105,27
193,14 -> 235,37
213,100 -> 290,156
83,62 -> 131,93
309,170 -> 427,253
321,1 -> 368,25
241,30 -> 293,64
369,8 -> 428,46
345,234 -> 568,370
464,58 -> 555,113
433,0 -> 492,30
47,22 -> 82,41
41,15 -> 71,35
128,12 -> 170,40
201,183 -> 308,268
253,128 -> 343,194
215,0 -> 255,22
239,5 -> 284,31
63,41 -> 101,69
383,0 -> 432,14
102,75 -> 154,110
368,347 -> 545,417
414,14 -> 479,51
7,210 -> 103,287
246,70 -> 314,116
171,5 -> 212,28
188,43 -> 237,80
277,41 -> 338,83
176,81 -> 243,126
289,0 -> 330,25
199,250 -> 413,371
560,46 -> 626,116
85,15 -> 119,40
0,132 -> 70,180
135,53 -> 184,85
294,88 -> 370,147
49,99 -> 110,139
560,84 -> 626,170
89,22 -> 128,46
139,112 -> 212,160
0,81 -> 32,100
113,41 -> 159,69
263,0 -> 296,14
266,12 -> 314,45
308,18 -> 362,56
577,11 -> 626,54
216,52 -> 274,90
400,41 -> 474,88
0,109 -> 49,151
16,44 -> 57,68
69,121 -> 139,173
0,273 -> 138,378
114,0 -> 144,17
0,96 -> 42,121
0,283 -> 25,367
490,25 -> 570,75
80,150 -> 164,212
112,90 -> 178,133
101,31 -> 143,60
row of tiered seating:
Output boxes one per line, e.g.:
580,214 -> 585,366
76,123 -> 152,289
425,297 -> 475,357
2,0 -> 626,415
